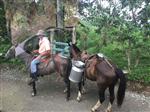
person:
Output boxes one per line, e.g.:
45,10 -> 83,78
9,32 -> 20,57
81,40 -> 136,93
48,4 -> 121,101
28,30 -> 51,85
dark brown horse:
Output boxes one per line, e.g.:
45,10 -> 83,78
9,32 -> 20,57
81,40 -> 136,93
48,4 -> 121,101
5,41 -> 72,100
68,43 -> 126,112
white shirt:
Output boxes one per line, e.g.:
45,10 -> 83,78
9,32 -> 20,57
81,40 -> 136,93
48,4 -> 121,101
38,37 -> 51,54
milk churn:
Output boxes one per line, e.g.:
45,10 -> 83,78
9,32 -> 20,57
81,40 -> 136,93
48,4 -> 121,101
69,60 -> 85,83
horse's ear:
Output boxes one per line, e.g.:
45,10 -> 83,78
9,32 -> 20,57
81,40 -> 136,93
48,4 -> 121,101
82,50 -> 88,54
67,39 -> 72,46
67,41 -> 72,46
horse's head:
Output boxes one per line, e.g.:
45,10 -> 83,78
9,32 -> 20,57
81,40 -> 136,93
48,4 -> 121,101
68,42 -> 81,60
5,45 -> 16,59
80,50 -> 90,62
5,44 -> 25,60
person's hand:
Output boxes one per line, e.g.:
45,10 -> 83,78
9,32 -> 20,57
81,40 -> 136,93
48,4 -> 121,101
33,50 -> 39,53
31,50 -> 39,58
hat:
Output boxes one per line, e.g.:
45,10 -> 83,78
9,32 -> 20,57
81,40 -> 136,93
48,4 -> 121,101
36,30 -> 46,36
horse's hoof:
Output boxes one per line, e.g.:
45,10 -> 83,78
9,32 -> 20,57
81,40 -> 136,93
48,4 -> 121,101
105,109 -> 112,112
91,108 -> 96,112
63,88 -> 68,93
31,92 -> 36,97
76,97 -> 81,102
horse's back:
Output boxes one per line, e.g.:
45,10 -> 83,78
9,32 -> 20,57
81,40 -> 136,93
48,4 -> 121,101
97,61 -> 116,77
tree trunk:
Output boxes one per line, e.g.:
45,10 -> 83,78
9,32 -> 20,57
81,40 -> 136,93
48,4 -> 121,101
126,39 -> 131,72
129,0 -> 137,26
3,0 -> 15,41
0,0 -> 7,39
135,49 -> 140,67
56,0 -> 64,28
7,18 -> 11,39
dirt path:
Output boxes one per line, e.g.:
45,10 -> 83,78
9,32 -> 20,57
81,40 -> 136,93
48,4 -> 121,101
0,65 -> 150,112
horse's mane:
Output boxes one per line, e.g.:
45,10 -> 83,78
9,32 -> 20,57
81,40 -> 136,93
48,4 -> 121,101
72,44 -> 81,53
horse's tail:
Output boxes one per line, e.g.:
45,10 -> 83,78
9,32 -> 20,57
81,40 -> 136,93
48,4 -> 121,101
115,68 -> 126,107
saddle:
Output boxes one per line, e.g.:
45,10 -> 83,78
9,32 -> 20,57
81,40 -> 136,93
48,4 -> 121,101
85,54 -> 115,75
37,55 -> 52,77
85,55 -> 98,75
40,56 -> 51,64
32,54 -> 51,66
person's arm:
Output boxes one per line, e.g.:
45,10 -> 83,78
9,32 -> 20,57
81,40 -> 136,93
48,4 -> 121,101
35,50 -> 50,60
40,50 -> 50,57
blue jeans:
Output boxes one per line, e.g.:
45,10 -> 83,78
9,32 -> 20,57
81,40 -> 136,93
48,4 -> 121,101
30,58 -> 40,73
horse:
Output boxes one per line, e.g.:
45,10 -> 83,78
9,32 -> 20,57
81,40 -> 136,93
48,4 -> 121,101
5,37 -> 72,100
68,43 -> 126,112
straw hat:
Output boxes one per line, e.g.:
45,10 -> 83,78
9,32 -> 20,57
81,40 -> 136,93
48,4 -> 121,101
36,30 -> 46,36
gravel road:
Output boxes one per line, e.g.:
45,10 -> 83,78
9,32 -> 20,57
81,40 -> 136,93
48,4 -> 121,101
0,65 -> 150,112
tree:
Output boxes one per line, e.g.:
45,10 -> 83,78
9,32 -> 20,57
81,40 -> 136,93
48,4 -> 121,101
77,0 -> 150,72
0,0 -> 7,39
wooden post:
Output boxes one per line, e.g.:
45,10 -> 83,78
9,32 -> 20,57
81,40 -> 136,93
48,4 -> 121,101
56,0 -> 64,29
50,28 -> 55,54
72,26 -> 76,44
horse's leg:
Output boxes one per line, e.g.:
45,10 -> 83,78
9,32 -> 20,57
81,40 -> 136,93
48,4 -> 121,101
63,76 -> 69,93
91,86 -> 106,112
64,75 -> 70,101
63,74 -> 68,93
31,81 -> 37,96
66,79 -> 70,101
81,76 -> 86,94
77,82 -> 82,102
105,85 -> 115,112
64,58 -> 72,101
63,87 -> 68,93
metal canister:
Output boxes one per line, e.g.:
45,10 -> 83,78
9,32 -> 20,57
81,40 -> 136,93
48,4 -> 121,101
69,61 -> 85,83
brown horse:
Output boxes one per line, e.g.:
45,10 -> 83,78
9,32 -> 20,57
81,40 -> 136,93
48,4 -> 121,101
5,40 -> 72,100
68,43 -> 126,112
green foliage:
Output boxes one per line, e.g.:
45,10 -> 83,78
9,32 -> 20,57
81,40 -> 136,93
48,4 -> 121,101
76,19 -> 150,84
0,39 -> 25,73
0,38 -> 10,63
128,65 -> 150,84
13,13 -> 29,29
0,0 -> 7,38
0,37 -> 22,65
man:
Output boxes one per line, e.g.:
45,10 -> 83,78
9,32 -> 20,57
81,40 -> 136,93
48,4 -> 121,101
29,30 -> 51,85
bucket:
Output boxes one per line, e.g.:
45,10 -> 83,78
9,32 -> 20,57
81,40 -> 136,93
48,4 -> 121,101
69,61 -> 85,83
